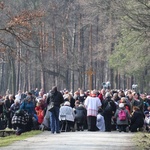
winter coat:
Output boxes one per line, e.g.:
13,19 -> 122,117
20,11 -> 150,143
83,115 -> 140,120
10,103 -> 20,117
130,110 -> 144,127
47,90 -> 64,107
35,106 -> 44,124
74,106 -> 87,124
0,100 -> 3,114
114,107 -> 130,125
96,113 -> 105,131
131,98 -> 144,112
3,99 -> 14,116
12,110 -> 29,125
20,99 -> 35,116
59,105 -> 75,122
78,95 -> 87,103
102,97 -> 116,116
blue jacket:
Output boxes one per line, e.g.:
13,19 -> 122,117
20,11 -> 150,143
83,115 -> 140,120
20,100 -> 35,116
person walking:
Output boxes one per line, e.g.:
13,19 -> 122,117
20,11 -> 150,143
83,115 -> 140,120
47,86 -> 64,134
84,90 -> 102,131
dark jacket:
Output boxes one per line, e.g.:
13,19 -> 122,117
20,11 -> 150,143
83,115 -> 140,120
131,110 -> 144,126
78,95 -> 87,103
102,97 -> 116,115
0,100 -> 3,114
131,98 -> 144,112
47,89 -> 64,107
3,99 -> 14,117
74,106 -> 87,124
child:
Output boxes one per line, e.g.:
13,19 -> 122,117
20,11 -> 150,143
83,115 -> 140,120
35,102 -> 44,125
96,108 -> 105,132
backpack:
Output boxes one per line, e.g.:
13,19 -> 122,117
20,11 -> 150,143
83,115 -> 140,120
105,101 -> 112,113
118,109 -> 126,121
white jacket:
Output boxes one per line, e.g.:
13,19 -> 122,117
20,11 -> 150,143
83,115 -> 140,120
59,105 -> 75,122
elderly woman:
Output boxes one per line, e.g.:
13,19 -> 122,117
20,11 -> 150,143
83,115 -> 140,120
20,92 -> 36,131
114,103 -> 130,132
10,98 -> 21,118
59,101 -> 75,132
74,103 -> 87,131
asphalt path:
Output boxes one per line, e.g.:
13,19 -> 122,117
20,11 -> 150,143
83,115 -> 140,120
0,131 -> 137,150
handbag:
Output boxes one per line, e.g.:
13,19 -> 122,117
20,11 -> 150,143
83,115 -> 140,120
48,102 -> 55,112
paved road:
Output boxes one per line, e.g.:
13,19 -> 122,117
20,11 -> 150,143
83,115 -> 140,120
0,131 -> 137,150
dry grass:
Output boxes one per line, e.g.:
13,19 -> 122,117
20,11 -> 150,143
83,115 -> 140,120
133,132 -> 150,150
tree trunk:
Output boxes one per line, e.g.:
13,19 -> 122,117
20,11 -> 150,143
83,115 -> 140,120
11,59 -> 16,95
0,62 -> 5,94
16,40 -> 21,92
70,27 -> 75,93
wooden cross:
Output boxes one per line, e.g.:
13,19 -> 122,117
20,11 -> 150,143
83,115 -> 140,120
85,67 -> 95,90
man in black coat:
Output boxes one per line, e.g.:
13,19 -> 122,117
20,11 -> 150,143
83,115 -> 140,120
47,86 -> 64,134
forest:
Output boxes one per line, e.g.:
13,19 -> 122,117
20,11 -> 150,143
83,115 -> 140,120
0,0 -> 149,95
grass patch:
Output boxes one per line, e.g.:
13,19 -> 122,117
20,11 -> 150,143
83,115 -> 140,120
133,132 -> 150,150
0,130 -> 42,147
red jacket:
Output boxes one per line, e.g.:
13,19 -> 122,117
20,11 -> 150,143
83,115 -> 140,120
35,106 -> 44,124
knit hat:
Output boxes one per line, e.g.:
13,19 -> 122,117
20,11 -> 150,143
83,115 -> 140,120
119,103 -> 124,108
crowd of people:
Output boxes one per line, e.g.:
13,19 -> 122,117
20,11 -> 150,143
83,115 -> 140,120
0,86 -> 150,135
